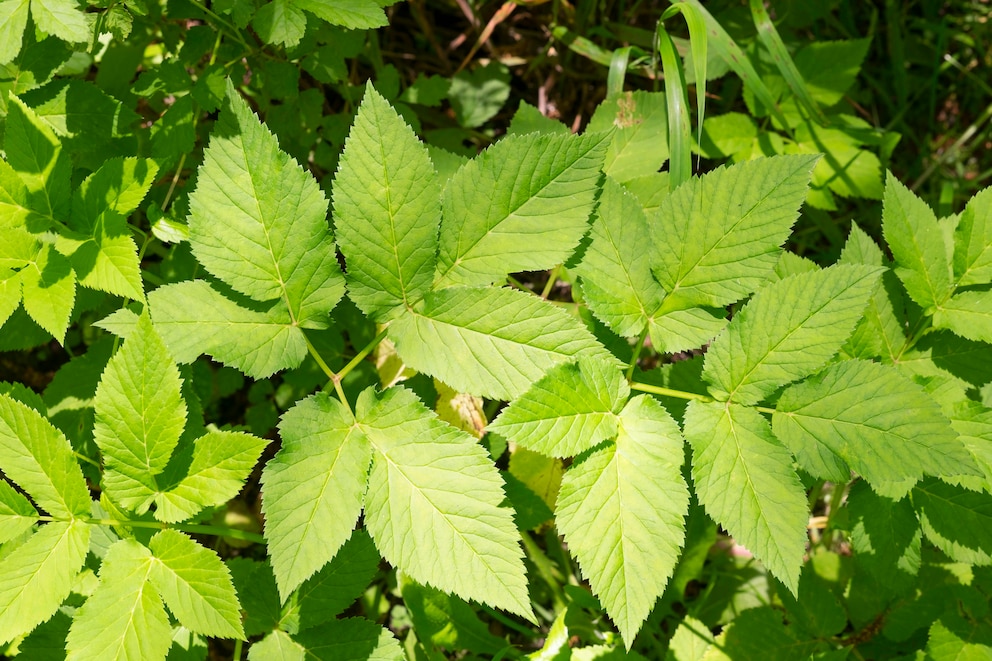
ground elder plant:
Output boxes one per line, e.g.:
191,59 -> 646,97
2,30 -> 992,661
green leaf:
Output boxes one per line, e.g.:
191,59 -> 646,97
792,39 -> 871,107
702,606 -> 820,661
148,529 -> 245,639
435,131 -> 608,288
913,478 -> 992,565
665,616 -> 714,660
20,242 -> 75,342
0,478 -> 38,543
572,175 -> 666,338
293,617 -> 404,661
188,79 -> 344,325
952,186 -> 992,286
927,613 -> 992,660
647,306 -> 727,355
0,393 -> 90,518
650,155 -> 818,309
252,0 -> 306,48
65,539 -> 172,661
448,61 -> 511,129
261,392 -> 370,599
5,92 -> 70,224
248,629 -> 305,660
586,91 -> 669,183
847,481 -> 920,595
773,360 -> 977,488
0,0 -> 29,64
155,430 -> 270,523
149,280 -> 307,379
882,173 -> 954,312
684,401 -> 807,593
357,386 -> 531,619
950,401 -> 992,493
30,0 -> 90,43
290,0 -> 387,30
58,215 -> 144,301
93,314 -> 186,512
934,291 -> 992,344
488,357 -> 629,458
703,264 -> 881,405
400,577 -> 509,655
333,85 -> 440,320
0,159 -> 36,229
556,395 -> 689,645
0,521 -> 90,645
390,286 -> 615,400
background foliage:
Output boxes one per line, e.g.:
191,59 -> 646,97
1,0 -> 992,659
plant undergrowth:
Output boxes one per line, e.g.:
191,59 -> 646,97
1,0 -> 991,659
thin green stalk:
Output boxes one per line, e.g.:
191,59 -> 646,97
479,604 -> 538,640
74,451 -> 101,469
40,516 -> 267,545
629,381 -> 712,402
625,327 -> 650,381
232,639 -> 243,659
540,266 -> 561,299
338,327 -> 389,383
304,333 -> 337,383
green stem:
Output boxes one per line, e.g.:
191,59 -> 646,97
540,266 -> 561,299
74,451 -> 101,469
232,639 -> 243,659
304,332 -> 336,382
625,327 -> 650,381
40,517 -> 266,544
337,327 -> 389,383
629,381 -> 712,402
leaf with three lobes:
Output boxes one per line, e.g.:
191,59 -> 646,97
435,130 -> 608,288
149,279 -> 307,379
953,186 -> 992,286
933,291 -> 992,344
148,529 -> 244,639
333,84 -> 440,320
881,174 -> 954,311
556,395 -> 689,646
357,386 -> 531,619
65,539 -> 172,661
5,94 -> 71,223
93,314 -> 186,512
261,392 -> 370,600
0,478 -> 38,543
684,401 -> 807,594
488,356 -> 629,458
187,79 -> 344,325
773,360 -> 977,487
650,154 -> 818,309
912,478 -> 992,566
702,264 -> 881,405
154,430 -> 270,523
0,522 -> 89,645
0,393 -> 90,518
571,175 -> 665,338
388,286 -> 617,401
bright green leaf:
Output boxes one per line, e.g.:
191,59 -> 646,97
291,0 -> 387,30
435,131 -> 608,288
488,357 -> 629,458
30,0 -> 90,43
684,401 -> 807,593
0,0 -> 29,64
703,264 -> 881,405
333,84 -> 440,320
926,613 -> 992,659
586,91 -> 669,183
0,478 -> 38,543
248,629 -> 305,660
357,386 -> 531,619
6,87 -> 71,223
20,243 -> 75,342
934,291 -> 992,344
261,392 -> 370,600
252,0 -> 306,48
953,186 -> 992,286
556,395 -> 689,645
148,529 -> 245,639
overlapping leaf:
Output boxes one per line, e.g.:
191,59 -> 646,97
585,90 -> 669,183
556,396 -> 688,645
913,478 -> 992,565
847,482 -> 921,594
261,392 -> 370,599
684,401 -> 807,593
933,291 -> 992,344
333,85 -> 440,320
388,286 -> 616,400
435,131 -> 608,288
650,155 -> 818,309
357,387 -> 531,619
5,93 -> 71,223
702,264 -> 881,405
488,356 -> 629,458
773,360 -> 977,487
0,478 -> 38,543
952,186 -> 992,286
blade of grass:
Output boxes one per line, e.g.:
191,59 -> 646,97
608,46 -> 632,97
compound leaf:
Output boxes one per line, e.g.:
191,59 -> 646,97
65,539 -> 171,661
357,386 -> 531,619
572,175 -> 666,338
684,401 -> 807,594
703,264 -> 881,405
882,174 -> 953,312
488,356 -> 629,458
556,395 -> 688,645
650,155 -> 818,308
388,286 -> 616,400
333,85 -> 440,320
0,392 -> 90,518
261,392 -> 370,600
435,131 -> 608,288
149,280 -> 307,379
188,79 -> 343,325
148,529 -> 244,639
773,360 -> 977,488
93,314 -> 186,512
